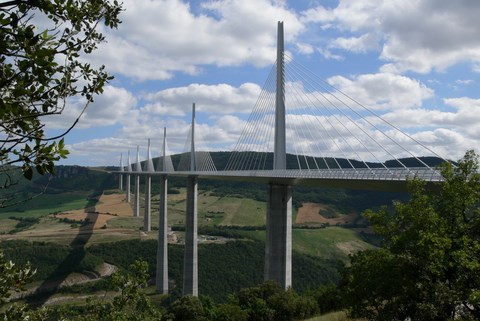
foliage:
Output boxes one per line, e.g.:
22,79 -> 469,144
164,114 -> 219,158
225,281 -> 319,321
89,238 -> 343,303
79,260 -> 161,321
0,251 -> 340,321
0,0 -> 122,201
169,295 -> 207,321
0,251 -> 39,319
309,284 -> 344,315
0,240 -> 103,281
343,150 -> 480,320
7,215 -> 40,233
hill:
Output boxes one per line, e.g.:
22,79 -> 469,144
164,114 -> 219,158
0,159 -> 404,306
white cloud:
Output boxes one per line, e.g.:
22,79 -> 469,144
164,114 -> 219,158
329,33 -> 380,53
145,83 -> 262,114
317,48 -> 343,60
303,0 -> 480,73
296,42 -> 314,54
90,0 -> 304,81
326,73 -> 433,110
454,79 -> 474,85
43,86 -> 137,129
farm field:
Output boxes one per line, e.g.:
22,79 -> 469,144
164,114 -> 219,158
0,185 -> 373,264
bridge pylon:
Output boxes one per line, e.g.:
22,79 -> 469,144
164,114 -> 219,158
143,139 -> 154,232
156,128 -> 169,294
134,145 -> 141,217
126,150 -> 132,203
265,21 -> 292,289
183,103 -> 199,296
119,153 -> 124,190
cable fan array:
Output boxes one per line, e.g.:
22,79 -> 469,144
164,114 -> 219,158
225,54 -> 448,172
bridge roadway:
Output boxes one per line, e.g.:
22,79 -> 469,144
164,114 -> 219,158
121,167 -> 444,192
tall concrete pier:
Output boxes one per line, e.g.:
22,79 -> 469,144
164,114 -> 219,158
134,146 -> 141,217
119,153 -> 124,190
156,128 -> 169,294
143,139 -> 154,232
265,21 -> 292,289
126,151 -> 132,203
183,103 -> 198,296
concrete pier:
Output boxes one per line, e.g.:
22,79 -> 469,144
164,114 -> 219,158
156,175 -> 169,294
134,175 -> 140,217
143,140 -> 154,232
134,146 -> 142,217
126,151 -> 132,203
265,184 -> 292,288
183,175 -> 198,296
126,174 -> 131,203
119,153 -> 124,191
143,175 -> 151,231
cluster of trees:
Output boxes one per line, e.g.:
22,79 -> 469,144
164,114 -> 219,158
343,150 -> 480,320
0,253 -> 338,321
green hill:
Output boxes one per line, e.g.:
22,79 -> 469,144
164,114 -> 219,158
0,160 -> 385,305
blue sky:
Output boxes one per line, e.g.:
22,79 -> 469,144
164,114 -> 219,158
43,0 -> 480,166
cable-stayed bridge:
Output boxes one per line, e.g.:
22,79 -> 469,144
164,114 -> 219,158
118,22 -> 449,297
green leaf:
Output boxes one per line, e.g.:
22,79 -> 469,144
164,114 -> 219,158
23,166 -> 33,180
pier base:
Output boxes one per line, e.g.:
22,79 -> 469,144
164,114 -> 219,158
144,175 -> 152,231
156,175 -> 168,294
134,175 -> 140,217
265,183 -> 292,289
126,174 -> 131,203
183,176 -> 198,296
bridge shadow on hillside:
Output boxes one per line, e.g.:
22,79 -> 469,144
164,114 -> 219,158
25,190 -> 104,307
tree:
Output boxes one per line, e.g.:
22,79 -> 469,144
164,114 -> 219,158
343,150 -> 480,321
0,0 -> 122,204
0,251 -> 43,320
82,260 -> 162,321
170,295 -> 206,321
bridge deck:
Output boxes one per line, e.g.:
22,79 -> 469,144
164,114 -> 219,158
119,167 -> 443,192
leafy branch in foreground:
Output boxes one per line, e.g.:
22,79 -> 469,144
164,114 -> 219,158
0,0 -> 122,194
344,150 -> 480,321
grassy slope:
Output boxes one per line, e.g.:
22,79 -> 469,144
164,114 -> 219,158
0,191 -> 92,218
237,227 -> 373,261
1,182 -> 373,261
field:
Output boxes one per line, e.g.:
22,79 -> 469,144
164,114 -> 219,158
2,191 -> 93,218
0,186 -> 373,262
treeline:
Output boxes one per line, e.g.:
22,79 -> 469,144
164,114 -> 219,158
1,254 -> 344,321
0,240 -> 102,281
89,238 -> 342,302
1,238 -> 342,303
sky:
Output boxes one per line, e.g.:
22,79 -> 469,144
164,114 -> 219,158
43,0 -> 480,167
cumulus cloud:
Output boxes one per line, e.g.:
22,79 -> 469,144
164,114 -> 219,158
56,1 -> 480,166
302,0 -> 480,73
144,83 -> 262,114
326,73 -> 433,110
329,33 -> 380,53
90,0 -> 304,81
43,86 -> 137,129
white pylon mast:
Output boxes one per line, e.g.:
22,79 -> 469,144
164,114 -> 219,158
190,103 -> 196,171
274,21 -> 286,170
